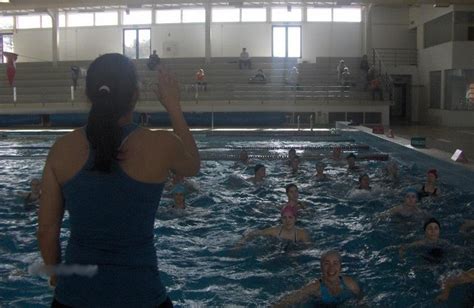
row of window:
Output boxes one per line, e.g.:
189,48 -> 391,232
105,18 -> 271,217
0,7 -> 361,30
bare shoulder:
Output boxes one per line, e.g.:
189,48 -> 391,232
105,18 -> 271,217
48,129 -> 86,160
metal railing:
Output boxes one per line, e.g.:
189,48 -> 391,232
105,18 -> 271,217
373,48 -> 418,67
371,49 -> 397,104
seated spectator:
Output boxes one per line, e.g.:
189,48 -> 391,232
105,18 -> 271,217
147,50 -> 160,70
195,68 -> 207,92
370,76 -> 383,100
249,69 -> 266,83
273,250 -> 361,307
341,67 -> 351,94
336,59 -> 346,82
467,83 -> 474,103
239,47 -> 252,70
286,66 -> 299,88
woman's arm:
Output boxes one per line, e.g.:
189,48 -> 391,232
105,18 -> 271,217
399,240 -> 424,258
154,68 -> 200,177
37,143 -> 65,286
272,280 -> 319,308
436,269 -> 474,302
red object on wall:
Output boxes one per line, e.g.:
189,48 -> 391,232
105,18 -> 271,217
4,52 -> 18,87
372,126 -> 384,134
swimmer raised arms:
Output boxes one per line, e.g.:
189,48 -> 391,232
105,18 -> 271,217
273,250 -> 361,307
37,53 -> 200,307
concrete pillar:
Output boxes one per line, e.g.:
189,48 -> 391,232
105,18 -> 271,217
49,9 -> 60,66
364,4 -> 373,58
205,1 -> 211,64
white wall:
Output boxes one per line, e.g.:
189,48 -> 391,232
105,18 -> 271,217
371,7 -> 416,49
12,21 -> 364,63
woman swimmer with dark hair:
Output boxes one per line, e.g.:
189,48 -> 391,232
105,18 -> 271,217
399,218 -> 450,263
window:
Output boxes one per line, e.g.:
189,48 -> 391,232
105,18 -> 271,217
1,34 -> 14,63
307,8 -> 332,22
0,16 -> 14,29
182,9 -> 205,23
122,9 -> 152,25
241,8 -> 266,22
156,9 -> 181,24
17,15 -> 41,29
271,7 -> 302,22
333,8 -> 361,22
68,12 -> 94,27
212,8 -> 240,23
41,14 -> 52,28
272,25 -> 301,58
59,13 -> 66,27
95,11 -> 118,26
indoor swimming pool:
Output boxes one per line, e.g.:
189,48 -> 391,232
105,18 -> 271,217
0,129 -> 473,307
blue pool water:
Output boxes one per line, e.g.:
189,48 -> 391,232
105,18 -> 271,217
0,130 -> 473,307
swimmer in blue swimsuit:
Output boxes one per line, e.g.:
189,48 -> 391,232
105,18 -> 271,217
273,250 -> 361,307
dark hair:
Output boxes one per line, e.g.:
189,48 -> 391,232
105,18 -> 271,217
85,53 -> 138,173
288,148 -> 296,154
285,183 -> 297,194
254,164 -> 265,174
423,217 -> 441,231
358,173 -> 369,182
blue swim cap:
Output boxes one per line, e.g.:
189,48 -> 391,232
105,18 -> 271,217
171,184 -> 186,194
404,187 -> 418,196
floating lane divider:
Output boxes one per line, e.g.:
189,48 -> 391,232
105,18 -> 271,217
199,144 -> 368,151
0,146 -> 52,150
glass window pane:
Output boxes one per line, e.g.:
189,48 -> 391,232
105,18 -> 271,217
307,8 -> 332,22
138,29 -> 151,59
271,7 -> 302,22
17,15 -> 41,29
333,8 -> 361,22
273,27 -> 286,57
68,12 -> 93,27
0,16 -> 14,29
41,14 -> 52,28
122,9 -> 152,25
212,8 -> 239,23
59,13 -> 66,27
182,9 -> 205,23
95,11 -> 118,26
156,9 -> 181,24
124,29 -> 137,59
288,27 -> 301,57
241,8 -> 266,22
2,34 -> 14,63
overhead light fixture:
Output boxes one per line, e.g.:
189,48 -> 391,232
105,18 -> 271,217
433,3 -> 450,7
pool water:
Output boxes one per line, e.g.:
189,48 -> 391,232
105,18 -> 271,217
0,130 -> 473,307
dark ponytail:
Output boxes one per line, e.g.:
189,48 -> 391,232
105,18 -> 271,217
85,54 -> 138,173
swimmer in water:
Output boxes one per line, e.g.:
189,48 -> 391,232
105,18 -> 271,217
399,218 -> 449,261
282,183 -> 306,213
418,168 -> 440,198
332,146 -> 342,161
287,148 -> 297,166
346,153 -> 359,171
383,188 -> 430,220
460,219 -> 474,233
314,162 -> 328,180
435,268 -> 474,302
289,156 -> 300,174
237,149 -> 250,165
247,163 -> 266,184
273,250 -> 361,307
384,161 -> 399,184
236,205 -> 310,247
357,174 -> 371,191
23,178 -> 42,207
171,184 -> 185,209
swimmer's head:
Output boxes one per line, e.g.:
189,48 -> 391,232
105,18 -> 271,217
346,153 -> 356,166
86,53 -> 138,172
424,218 -> 441,241
285,183 -> 299,201
281,205 -> 297,228
288,148 -> 297,159
239,150 -> 249,162
316,162 -> 325,171
171,184 -> 186,194
320,250 -> 342,278
404,187 -> 419,204
427,169 -> 438,181
358,174 -> 370,189
254,164 -> 266,179
172,184 -> 186,208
